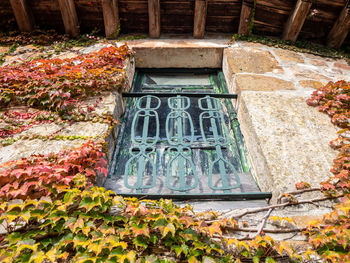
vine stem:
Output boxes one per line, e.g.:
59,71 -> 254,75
211,224 -> 308,242
214,194 -> 343,220
276,187 -> 321,204
224,226 -> 307,234
254,208 -> 273,237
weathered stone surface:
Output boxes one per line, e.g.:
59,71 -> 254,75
51,52 -> 79,60
299,80 -> 325,89
289,65 -> 332,82
0,139 -> 86,164
2,52 -> 45,66
0,46 -> 9,54
289,215 -> 324,228
81,91 -> 125,120
0,56 -> 134,166
309,59 -> 328,67
131,42 -> 223,68
238,91 -> 338,199
13,123 -> 63,139
234,75 -> 295,92
273,49 -> 304,63
334,62 -> 350,71
79,43 -> 113,54
225,48 -> 282,74
60,122 -> 109,138
240,42 -> 266,48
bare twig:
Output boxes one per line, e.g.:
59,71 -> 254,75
212,225 -> 307,241
0,244 -> 8,250
222,194 -> 343,219
254,208 -> 273,237
228,227 -> 307,234
276,187 -> 321,204
211,227 -> 307,244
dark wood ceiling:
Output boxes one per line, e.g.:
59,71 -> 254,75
2,0 -> 350,48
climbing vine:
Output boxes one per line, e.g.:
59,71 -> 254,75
0,40 -> 349,262
0,45 -> 131,112
305,80 -> 350,263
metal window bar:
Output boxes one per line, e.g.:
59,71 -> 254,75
105,70 -> 271,201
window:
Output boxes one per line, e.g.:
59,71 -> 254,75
105,69 -> 271,200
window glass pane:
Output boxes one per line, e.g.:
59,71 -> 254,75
145,73 -> 211,85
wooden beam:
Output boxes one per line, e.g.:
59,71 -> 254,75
9,0 -> 34,32
238,0 -> 254,36
58,0 -> 79,37
148,0 -> 160,38
282,0 -> 312,42
193,0 -> 208,39
327,0 -> 350,49
101,0 -> 120,38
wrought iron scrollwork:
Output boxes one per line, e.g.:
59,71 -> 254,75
165,96 -> 198,192
199,96 -> 241,192
124,95 -> 160,192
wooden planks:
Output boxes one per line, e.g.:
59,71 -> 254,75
118,0 -> 148,33
327,0 -> 350,48
238,0 -> 254,35
101,0 -> 120,38
9,0 -> 34,32
282,0 -> 312,42
193,0 -> 208,38
148,0 -> 160,38
160,0 -> 194,34
58,0 -> 79,37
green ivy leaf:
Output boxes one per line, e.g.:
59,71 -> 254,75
265,257 -> 276,263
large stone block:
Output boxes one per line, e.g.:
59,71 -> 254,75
127,39 -> 227,68
225,48 -> 282,74
299,80 -> 325,89
273,49 -> 304,63
238,91 -> 338,199
0,46 -> 9,54
0,139 -> 86,165
235,75 -> 295,92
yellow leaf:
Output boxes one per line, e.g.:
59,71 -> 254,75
21,211 -> 31,223
188,256 -> 199,263
73,218 -> 84,233
82,226 -> 91,236
307,220 -> 321,228
56,204 -> 67,211
45,248 -> 58,261
30,251 -> 46,263
7,203 -> 23,211
15,243 -> 38,257
239,241 -> 250,251
114,241 -> 128,250
0,201 -> 7,210
162,223 -> 175,237
208,222 -> 222,237
6,214 -> 19,224
88,242 -> 103,255
118,251 -> 136,263
126,251 -> 136,263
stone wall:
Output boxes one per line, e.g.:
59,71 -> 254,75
1,40 -> 348,202
223,42 -> 349,200
0,43 -> 135,169
1,39 -> 348,245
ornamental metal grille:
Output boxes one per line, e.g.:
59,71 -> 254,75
105,69 -> 271,200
